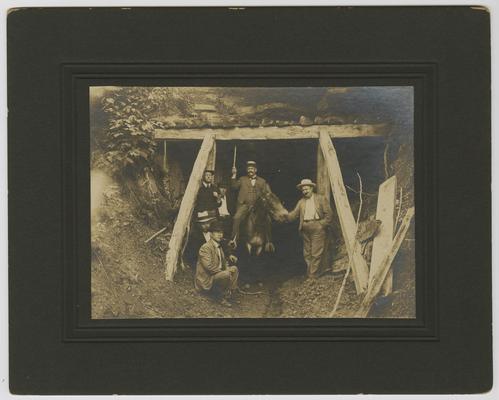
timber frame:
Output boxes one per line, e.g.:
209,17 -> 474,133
161,123 -> 386,293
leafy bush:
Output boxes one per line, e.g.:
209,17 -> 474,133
96,87 -> 193,178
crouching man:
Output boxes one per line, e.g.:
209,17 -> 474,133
194,220 -> 239,306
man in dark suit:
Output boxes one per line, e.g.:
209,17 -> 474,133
183,213 -> 216,269
195,220 -> 239,305
229,161 -> 272,246
286,179 -> 333,278
195,169 -> 221,221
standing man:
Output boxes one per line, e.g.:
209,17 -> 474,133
195,169 -> 221,222
229,161 -> 271,245
286,179 -> 333,278
195,220 -> 239,306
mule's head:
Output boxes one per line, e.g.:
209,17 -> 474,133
258,190 -> 288,222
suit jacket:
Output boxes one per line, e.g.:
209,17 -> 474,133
231,175 -> 271,206
287,194 -> 333,232
186,225 -> 233,266
195,183 -> 221,214
195,240 -> 228,291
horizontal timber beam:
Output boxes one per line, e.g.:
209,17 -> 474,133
154,124 -> 385,141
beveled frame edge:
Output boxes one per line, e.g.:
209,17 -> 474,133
61,62 -> 438,342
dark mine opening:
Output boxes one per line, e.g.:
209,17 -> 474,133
166,137 -> 387,299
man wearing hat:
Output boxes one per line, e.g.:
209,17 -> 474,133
286,178 -> 333,278
195,219 -> 239,305
230,160 -> 272,245
183,212 -> 218,268
185,211 -> 237,268
195,169 -> 222,223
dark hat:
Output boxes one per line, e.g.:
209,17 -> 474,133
208,219 -> 225,233
218,182 -> 228,189
246,161 -> 257,167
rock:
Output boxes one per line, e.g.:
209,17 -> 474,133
314,116 -> 325,124
356,218 -> 382,243
299,115 -> 313,126
261,118 -> 272,126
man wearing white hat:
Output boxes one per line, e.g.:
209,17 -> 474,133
229,160 -> 272,245
286,178 -> 332,278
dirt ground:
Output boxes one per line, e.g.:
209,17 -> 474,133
91,184 -> 415,319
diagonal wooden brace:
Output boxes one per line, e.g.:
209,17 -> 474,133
319,132 -> 370,293
165,133 -> 216,281
355,207 -> 415,317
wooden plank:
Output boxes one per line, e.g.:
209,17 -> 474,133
316,142 -> 332,272
206,140 -> 216,171
369,176 -> 397,295
355,207 -> 415,317
316,143 -> 331,203
163,140 -> 167,171
154,124 -> 385,141
319,132 -> 369,293
164,133 -> 216,281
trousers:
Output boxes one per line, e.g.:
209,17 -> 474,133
301,220 -> 327,277
218,215 -> 232,239
211,266 -> 239,294
231,203 -> 252,240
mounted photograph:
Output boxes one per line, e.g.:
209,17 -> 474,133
90,86 -> 415,319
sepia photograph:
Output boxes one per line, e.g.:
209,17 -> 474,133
90,86 -> 415,319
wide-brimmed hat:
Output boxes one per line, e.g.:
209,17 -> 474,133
196,210 -> 217,223
208,219 -> 225,233
296,178 -> 316,189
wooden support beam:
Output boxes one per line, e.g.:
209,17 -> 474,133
206,140 -> 216,171
154,124 -> 385,141
163,140 -> 167,171
369,176 -> 397,295
316,143 -> 331,203
355,207 -> 415,317
164,133 -> 216,281
319,132 -> 370,293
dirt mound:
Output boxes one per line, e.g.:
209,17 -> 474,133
279,269 -> 362,318
91,181 -> 415,320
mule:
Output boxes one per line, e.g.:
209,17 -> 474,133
240,190 -> 288,256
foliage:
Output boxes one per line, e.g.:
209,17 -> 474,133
96,87 -> 193,178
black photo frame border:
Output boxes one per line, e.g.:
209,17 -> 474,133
62,62 -> 435,342
8,7 -> 491,394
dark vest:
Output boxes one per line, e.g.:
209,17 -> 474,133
196,184 -> 220,213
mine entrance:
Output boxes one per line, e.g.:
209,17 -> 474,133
159,124 -> 387,294
218,140 -> 319,285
